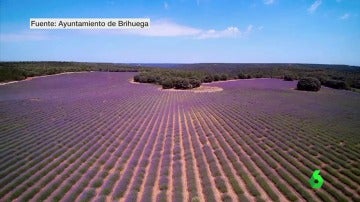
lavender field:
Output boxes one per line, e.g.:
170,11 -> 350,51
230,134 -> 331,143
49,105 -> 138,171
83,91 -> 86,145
0,72 -> 359,202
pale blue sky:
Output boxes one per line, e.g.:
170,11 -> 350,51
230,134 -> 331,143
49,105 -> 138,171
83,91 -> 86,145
1,0 -> 359,65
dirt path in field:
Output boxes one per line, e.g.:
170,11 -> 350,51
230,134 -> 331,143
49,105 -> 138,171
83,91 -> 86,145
0,71 -> 93,86
191,86 -> 223,93
128,79 -> 140,84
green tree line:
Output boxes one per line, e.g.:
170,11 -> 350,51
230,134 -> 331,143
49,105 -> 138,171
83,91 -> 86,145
1,62 -> 359,91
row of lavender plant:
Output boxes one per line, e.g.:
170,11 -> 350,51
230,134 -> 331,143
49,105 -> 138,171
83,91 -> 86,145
204,100 -> 314,200
172,104 -> 184,202
184,109 -> 217,201
97,97 -> 152,198
192,107 -> 262,201
112,95 -> 162,200
0,106 -> 83,178
17,94 -> 142,198
37,110 -> 122,201
156,95 -> 175,202
80,96 -> 148,201
205,96 -> 353,201
123,98 -> 167,202
1,110 -> 101,201
190,111 -> 233,197
179,107 -> 200,201
0,98 -> 105,176
264,113 -> 360,186
192,96 -> 297,199
139,100 -> 169,202
192,107 -> 263,201
254,112 -> 358,200
27,97 -> 132,200
243,110 -> 355,200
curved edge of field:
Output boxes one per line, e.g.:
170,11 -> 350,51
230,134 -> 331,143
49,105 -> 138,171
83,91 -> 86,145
0,71 -> 95,86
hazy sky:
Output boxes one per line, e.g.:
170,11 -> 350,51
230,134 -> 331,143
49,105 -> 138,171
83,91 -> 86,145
1,0 -> 359,65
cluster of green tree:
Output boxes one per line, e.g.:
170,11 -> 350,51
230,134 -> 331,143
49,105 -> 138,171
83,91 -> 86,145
133,63 -> 359,91
177,63 -> 360,90
297,77 -> 322,91
0,62 -> 140,82
283,73 -> 353,90
133,69 -> 206,89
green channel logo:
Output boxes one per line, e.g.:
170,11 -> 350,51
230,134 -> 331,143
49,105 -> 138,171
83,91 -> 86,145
309,169 -> 324,189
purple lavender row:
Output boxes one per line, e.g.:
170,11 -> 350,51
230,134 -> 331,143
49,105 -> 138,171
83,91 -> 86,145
0,123 -> 97,200
112,128 -> 154,199
185,111 -> 217,202
172,107 -> 183,202
61,166 -> 100,201
179,111 -> 199,200
155,107 -> 174,201
100,172 -> 119,196
157,140 -> 172,192
0,72 -> 140,197
0,93 -> 106,168
130,101 -> 169,201
0,103 -> 60,148
202,145 -> 222,178
139,103 -> 170,202
192,111 -> 233,197
172,161 -> 183,202
45,142 -> 106,201
19,154 -> 75,201
244,113 -> 352,199
0,113 -> 95,174
42,117 -> 123,201
65,125 -> 125,198
84,128 -> 125,195
202,101 -> 290,200
125,115 -> 163,200
112,96 -> 163,199
198,110 -> 249,199
0,117 -> 85,179
78,188 -> 96,202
